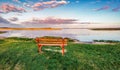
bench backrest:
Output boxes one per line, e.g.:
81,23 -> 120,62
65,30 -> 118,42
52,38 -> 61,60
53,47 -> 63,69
35,37 -> 67,45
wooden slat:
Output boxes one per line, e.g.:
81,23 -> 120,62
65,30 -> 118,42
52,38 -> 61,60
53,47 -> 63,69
38,44 -> 67,46
36,38 -> 67,45
39,41 -> 67,43
39,42 -> 67,44
38,39 -> 67,41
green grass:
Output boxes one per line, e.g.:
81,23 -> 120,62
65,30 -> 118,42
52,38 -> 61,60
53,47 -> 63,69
0,37 -> 120,70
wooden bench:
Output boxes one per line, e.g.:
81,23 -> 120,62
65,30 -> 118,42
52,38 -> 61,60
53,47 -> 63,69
35,37 -> 67,55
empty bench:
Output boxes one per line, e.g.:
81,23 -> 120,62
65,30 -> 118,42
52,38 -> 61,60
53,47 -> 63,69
35,37 -> 67,55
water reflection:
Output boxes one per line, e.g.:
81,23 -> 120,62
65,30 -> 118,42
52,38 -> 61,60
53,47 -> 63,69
0,29 -> 120,41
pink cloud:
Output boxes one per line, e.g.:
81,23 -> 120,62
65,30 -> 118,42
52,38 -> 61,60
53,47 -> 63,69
0,4 -> 26,13
94,5 -> 110,11
32,1 -> 67,11
22,17 -> 77,24
0,10 -> 4,13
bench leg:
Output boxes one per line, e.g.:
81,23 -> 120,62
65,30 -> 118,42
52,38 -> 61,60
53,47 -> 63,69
61,46 -> 64,56
38,44 -> 42,53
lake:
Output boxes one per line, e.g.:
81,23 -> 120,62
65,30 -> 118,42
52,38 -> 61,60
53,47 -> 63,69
0,29 -> 120,42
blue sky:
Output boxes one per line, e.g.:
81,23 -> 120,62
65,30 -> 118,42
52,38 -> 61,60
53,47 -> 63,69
0,0 -> 120,25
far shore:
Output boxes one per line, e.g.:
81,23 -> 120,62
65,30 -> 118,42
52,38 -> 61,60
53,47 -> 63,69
0,31 -> 7,34
90,28 -> 120,30
0,27 -> 61,30
1,27 -> 120,30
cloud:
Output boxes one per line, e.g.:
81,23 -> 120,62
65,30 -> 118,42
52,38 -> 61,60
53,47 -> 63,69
32,1 -> 67,11
0,3 -> 26,13
9,17 -> 18,21
12,0 -> 21,3
23,3 -> 31,8
93,5 -> 110,11
0,10 -> 4,13
0,16 -> 11,24
112,6 -> 120,12
0,16 -> 22,27
22,17 -> 77,24
13,0 -> 19,2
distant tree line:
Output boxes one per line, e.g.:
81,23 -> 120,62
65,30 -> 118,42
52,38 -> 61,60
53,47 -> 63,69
94,40 -> 120,43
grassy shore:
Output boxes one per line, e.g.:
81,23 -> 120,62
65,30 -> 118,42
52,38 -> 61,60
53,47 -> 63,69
0,37 -> 120,70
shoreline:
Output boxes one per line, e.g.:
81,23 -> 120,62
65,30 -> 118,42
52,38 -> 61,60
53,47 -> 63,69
0,27 -> 61,30
0,36 -> 119,45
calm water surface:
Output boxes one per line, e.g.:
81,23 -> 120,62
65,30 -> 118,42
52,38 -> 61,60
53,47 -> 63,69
0,29 -> 120,42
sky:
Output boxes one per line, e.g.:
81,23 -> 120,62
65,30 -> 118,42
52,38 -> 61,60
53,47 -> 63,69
0,0 -> 120,27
